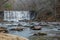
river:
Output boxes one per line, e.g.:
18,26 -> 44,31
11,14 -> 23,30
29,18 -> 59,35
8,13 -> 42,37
0,22 -> 60,40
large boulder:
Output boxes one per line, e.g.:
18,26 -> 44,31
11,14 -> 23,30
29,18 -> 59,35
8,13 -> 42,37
0,27 -> 8,33
30,26 -> 42,30
10,27 -> 25,31
0,33 -> 28,40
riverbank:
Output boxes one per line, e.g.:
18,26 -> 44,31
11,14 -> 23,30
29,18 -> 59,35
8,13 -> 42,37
0,33 -> 28,40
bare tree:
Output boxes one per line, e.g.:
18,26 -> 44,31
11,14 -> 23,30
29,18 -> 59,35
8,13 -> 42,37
0,0 -> 8,7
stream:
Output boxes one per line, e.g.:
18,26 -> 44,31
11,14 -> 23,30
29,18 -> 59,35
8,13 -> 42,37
0,22 -> 60,40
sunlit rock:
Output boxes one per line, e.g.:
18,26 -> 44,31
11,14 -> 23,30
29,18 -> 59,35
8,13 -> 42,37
30,26 -> 42,30
10,27 -> 25,31
0,33 -> 28,40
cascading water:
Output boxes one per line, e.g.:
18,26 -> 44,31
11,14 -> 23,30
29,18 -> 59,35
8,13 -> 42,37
4,11 -> 30,22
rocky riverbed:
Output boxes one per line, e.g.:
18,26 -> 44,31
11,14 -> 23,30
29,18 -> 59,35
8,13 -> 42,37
0,22 -> 60,40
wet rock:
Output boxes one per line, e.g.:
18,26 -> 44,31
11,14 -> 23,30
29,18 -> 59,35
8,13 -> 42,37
30,26 -> 42,30
58,29 -> 60,30
33,32 -> 47,36
55,27 -> 57,28
0,27 -> 8,33
10,27 -> 24,31
18,24 -> 22,26
40,25 -> 48,26
0,33 -> 28,40
49,27 -> 53,29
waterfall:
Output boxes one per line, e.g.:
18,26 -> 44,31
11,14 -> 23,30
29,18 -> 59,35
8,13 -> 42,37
4,11 -> 30,22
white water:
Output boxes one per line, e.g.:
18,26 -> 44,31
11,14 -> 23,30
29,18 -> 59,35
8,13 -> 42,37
4,11 -> 30,22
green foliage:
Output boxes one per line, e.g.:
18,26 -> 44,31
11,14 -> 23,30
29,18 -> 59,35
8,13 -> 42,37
4,3 -> 12,9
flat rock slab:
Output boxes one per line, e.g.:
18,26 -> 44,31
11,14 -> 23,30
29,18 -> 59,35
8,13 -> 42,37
0,33 -> 28,40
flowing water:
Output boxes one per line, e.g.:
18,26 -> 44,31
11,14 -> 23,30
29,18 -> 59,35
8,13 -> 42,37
0,23 -> 60,40
5,25 -> 60,40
